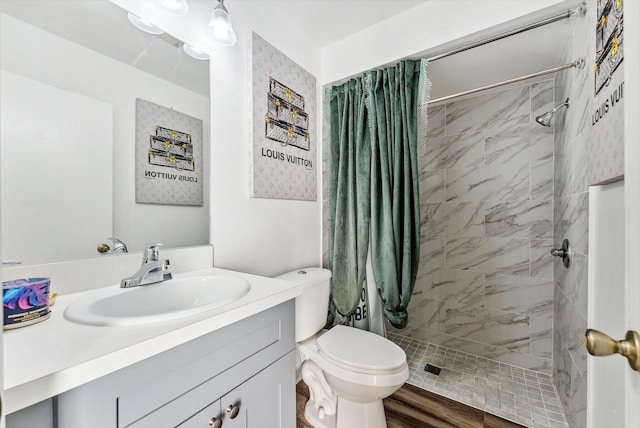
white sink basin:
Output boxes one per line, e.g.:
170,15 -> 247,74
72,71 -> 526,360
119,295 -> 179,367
64,275 -> 251,326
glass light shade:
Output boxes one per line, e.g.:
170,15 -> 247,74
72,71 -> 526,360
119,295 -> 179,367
208,2 -> 237,46
127,13 -> 165,35
155,0 -> 189,16
182,43 -> 210,61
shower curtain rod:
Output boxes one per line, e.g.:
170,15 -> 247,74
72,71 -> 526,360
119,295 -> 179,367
427,57 -> 585,105
425,4 -> 585,63
425,2 -> 586,104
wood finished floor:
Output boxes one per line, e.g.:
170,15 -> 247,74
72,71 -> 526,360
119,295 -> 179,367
296,382 -> 524,428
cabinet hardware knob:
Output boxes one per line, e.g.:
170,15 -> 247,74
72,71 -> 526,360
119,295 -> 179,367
226,404 -> 240,419
585,329 -> 640,371
208,417 -> 222,428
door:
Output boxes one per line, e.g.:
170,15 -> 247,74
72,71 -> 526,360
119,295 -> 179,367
588,1 -> 640,426
622,1 -> 640,423
588,182 -> 626,427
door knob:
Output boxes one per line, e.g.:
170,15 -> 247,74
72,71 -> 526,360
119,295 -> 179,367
585,329 -> 640,371
208,417 -> 222,428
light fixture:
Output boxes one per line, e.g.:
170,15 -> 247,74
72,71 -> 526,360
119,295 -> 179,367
208,0 -> 237,46
182,43 -> 210,61
535,98 -> 570,127
155,0 -> 189,16
127,12 -> 165,35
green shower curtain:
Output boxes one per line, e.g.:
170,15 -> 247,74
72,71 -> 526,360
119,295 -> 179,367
366,60 -> 423,329
328,79 -> 371,322
328,60 -> 427,328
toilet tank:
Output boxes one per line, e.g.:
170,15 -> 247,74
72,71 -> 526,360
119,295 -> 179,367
276,267 -> 332,342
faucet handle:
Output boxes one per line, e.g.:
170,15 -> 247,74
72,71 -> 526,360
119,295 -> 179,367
144,243 -> 163,262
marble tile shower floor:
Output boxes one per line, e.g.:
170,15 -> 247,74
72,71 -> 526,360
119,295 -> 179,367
388,333 -> 568,428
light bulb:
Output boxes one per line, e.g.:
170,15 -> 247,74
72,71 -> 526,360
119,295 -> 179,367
211,11 -> 231,38
208,1 -> 237,46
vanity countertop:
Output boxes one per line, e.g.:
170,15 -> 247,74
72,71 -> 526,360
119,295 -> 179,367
3,268 -> 302,415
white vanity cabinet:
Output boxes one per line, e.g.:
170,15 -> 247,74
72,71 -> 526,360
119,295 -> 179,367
7,300 -> 296,428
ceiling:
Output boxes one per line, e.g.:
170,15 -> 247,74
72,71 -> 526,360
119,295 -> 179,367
265,0 -> 427,47
0,0 -> 578,102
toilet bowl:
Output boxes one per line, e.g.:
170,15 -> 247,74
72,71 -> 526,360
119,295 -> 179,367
276,268 -> 408,428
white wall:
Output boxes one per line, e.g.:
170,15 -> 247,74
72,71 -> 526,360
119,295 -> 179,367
0,13 -> 210,255
209,3 -> 323,276
321,0 -> 570,85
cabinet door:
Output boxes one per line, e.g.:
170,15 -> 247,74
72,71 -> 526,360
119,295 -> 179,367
221,351 -> 295,428
177,399 -> 221,428
5,399 -> 54,428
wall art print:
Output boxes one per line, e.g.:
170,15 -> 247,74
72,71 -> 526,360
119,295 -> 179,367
594,0 -> 623,95
589,0 -> 625,185
135,98 -> 203,206
249,32 -> 317,201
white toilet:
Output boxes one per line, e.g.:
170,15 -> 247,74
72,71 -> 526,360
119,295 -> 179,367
277,268 -> 409,428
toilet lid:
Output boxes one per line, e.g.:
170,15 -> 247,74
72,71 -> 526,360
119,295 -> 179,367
317,325 -> 406,374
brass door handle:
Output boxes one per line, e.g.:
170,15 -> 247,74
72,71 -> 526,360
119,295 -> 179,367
585,329 -> 640,371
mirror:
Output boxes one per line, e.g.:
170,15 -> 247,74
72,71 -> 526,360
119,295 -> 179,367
0,0 -> 210,265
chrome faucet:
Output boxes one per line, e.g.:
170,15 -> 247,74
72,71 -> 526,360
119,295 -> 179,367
98,237 -> 128,255
120,244 -> 173,288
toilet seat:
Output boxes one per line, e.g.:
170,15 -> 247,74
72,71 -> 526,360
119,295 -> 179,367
317,325 -> 406,375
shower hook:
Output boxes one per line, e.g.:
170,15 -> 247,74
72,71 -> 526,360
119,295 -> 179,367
550,239 -> 571,268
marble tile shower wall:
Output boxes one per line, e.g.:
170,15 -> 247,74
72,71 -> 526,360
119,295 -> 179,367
551,2 -> 593,427
389,81 -> 557,375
